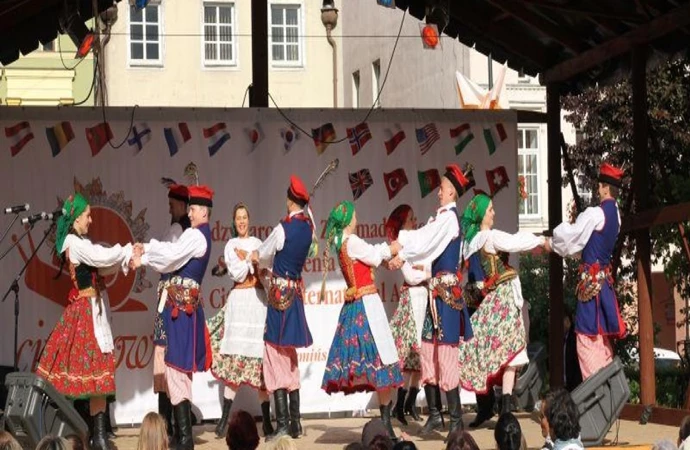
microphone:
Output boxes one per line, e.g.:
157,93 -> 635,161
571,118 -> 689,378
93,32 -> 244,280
45,208 -> 64,221
4,204 -> 30,214
21,213 -> 48,225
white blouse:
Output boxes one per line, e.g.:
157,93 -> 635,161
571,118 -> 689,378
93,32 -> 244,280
224,236 -> 262,283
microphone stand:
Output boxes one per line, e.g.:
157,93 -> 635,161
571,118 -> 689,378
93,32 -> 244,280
0,214 -> 21,248
2,220 -> 57,372
0,222 -> 35,262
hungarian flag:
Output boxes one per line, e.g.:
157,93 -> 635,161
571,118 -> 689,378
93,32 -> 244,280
486,166 -> 510,197
450,123 -> 474,155
483,122 -> 507,155
312,122 -> 336,155
346,122 -> 372,156
127,122 -> 152,152
348,169 -> 374,201
5,121 -> 34,157
244,122 -> 264,151
383,168 -> 408,200
45,121 -> 75,157
384,128 -> 406,155
164,123 -> 192,157
417,169 -> 441,198
86,122 -> 113,157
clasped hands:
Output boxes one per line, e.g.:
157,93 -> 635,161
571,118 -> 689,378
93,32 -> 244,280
129,243 -> 145,270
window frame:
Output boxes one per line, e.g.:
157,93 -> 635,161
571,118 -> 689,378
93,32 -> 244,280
127,1 -> 164,67
372,59 -> 381,108
268,3 -> 304,68
201,1 -> 238,67
352,70 -> 360,108
517,127 -> 541,219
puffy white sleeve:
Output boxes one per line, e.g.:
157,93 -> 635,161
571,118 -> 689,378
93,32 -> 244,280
256,223 -> 285,264
224,239 -> 251,283
485,229 -> 546,254
397,210 -> 459,263
64,235 -> 132,273
141,228 -> 207,273
551,207 -> 605,257
401,262 -> 430,286
346,234 -> 391,268
162,223 -> 184,243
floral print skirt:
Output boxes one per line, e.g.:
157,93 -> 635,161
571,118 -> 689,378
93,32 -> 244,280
322,299 -> 403,395
36,296 -> 116,400
458,282 -> 525,394
389,289 -> 422,372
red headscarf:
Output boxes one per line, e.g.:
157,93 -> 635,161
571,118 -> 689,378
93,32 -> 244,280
385,204 -> 412,242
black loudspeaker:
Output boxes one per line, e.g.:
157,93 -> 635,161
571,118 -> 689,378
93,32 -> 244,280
513,341 -> 547,411
0,365 -> 14,414
570,357 -> 630,446
3,372 -> 88,449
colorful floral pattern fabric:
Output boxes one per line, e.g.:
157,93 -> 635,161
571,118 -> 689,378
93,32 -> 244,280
389,288 -> 421,372
36,296 -> 116,400
322,299 -> 403,394
207,306 -> 265,390
458,282 -> 525,394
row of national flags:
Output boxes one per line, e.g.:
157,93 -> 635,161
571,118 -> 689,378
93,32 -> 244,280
5,120 -> 508,159
348,165 -> 511,201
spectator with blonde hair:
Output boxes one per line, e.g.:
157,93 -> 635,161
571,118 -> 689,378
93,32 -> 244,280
137,412 -> 168,450
35,436 -> 70,450
266,434 -> 297,450
0,431 -> 22,450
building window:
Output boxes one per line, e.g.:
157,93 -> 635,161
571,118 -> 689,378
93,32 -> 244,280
270,4 -> 301,66
203,3 -> 235,66
518,128 -> 540,217
372,59 -> 381,107
352,70 -> 360,108
42,41 -> 55,52
129,3 -> 162,65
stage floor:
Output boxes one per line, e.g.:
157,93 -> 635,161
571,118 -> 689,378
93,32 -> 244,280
109,412 -> 679,449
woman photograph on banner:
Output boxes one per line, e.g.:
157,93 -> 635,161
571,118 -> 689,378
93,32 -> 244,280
36,193 -> 134,450
207,202 -> 274,439
458,192 -> 548,416
320,200 -> 404,442
384,204 -> 430,426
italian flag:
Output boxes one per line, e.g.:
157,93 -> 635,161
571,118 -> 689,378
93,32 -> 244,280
483,123 -> 507,155
449,123 -> 474,155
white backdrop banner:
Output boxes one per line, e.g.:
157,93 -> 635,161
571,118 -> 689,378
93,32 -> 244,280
0,107 -> 518,425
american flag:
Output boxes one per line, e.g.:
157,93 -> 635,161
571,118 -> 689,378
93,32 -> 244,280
348,169 -> 374,201
415,123 -> 440,155
346,122 -> 372,156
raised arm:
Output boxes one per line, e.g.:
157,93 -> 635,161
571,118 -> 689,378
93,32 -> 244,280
487,229 -> 546,254
141,228 -> 207,273
551,206 -> 605,257
396,210 -> 459,263
65,235 -> 132,272
254,223 -> 285,265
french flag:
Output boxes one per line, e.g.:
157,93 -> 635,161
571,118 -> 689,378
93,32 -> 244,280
203,122 -> 230,157
5,121 -> 34,157
164,123 -> 192,157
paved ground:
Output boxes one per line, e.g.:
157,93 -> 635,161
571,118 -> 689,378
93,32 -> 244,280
110,412 -> 680,450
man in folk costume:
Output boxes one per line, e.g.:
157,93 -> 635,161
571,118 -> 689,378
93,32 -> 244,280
389,164 -> 475,440
131,185 -> 214,450
250,175 -> 314,441
154,183 -> 192,443
547,163 -> 627,379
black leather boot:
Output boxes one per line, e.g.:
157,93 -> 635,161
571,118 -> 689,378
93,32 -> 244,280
469,389 -> 495,428
174,400 -> 194,450
393,387 -> 408,425
405,387 -> 422,421
288,390 -> 303,438
435,384 -> 445,428
501,393 -> 512,415
261,400 -> 274,436
158,393 -> 175,442
265,389 -> 289,442
445,388 -> 463,442
380,403 -> 398,441
420,384 -> 443,435
90,412 -> 110,450
214,398 -> 233,438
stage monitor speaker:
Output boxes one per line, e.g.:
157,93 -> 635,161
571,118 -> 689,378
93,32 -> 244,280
513,341 -> 547,411
3,372 -> 88,449
1,365 -> 14,415
570,357 -> 630,447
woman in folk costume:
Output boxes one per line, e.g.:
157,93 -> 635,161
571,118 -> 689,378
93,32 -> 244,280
458,193 -> 548,415
321,201 -> 404,441
547,163 -> 627,379
385,205 -> 429,426
36,193 -> 133,450
207,203 -> 273,439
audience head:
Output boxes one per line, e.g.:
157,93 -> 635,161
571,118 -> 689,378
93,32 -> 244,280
0,431 -> 22,450
225,410 -> 260,450
392,441 -> 418,450
653,440 -> 679,450
266,434 -> 297,450
368,434 -> 393,450
495,413 -> 523,450
544,388 -> 581,442
679,415 -> 690,447
137,412 -> 168,450
445,429 -> 480,450
35,436 -> 70,450
361,418 -> 389,448
65,433 -> 88,450
344,443 -> 365,450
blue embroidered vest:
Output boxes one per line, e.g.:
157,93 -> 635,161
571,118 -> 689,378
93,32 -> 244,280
432,207 -> 460,275
272,215 -> 312,280
582,199 -> 619,266
173,223 -> 212,284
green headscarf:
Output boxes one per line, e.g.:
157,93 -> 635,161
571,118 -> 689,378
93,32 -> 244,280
461,193 -> 491,245
324,200 -> 355,253
55,193 -> 89,254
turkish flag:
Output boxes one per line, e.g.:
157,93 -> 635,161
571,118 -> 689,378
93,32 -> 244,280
86,122 -> 113,157
383,168 -> 409,200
